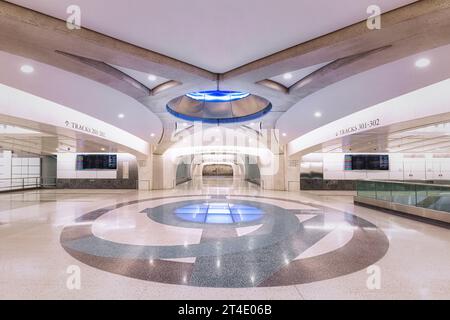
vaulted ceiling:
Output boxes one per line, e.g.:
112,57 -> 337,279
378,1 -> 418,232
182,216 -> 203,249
1,0 -> 450,154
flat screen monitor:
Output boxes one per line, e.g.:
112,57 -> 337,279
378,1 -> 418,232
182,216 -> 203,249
76,154 -> 117,170
344,154 -> 389,170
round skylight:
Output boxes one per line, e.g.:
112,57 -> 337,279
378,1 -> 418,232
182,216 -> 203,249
185,90 -> 250,102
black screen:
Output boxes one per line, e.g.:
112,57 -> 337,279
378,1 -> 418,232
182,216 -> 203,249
351,155 -> 367,170
346,155 -> 389,170
76,155 -> 117,170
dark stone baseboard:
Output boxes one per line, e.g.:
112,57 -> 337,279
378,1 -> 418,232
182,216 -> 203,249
300,179 -> 356,191
176,177 -> 192,185
56,179 -> 136,189
246,178 -> 261,186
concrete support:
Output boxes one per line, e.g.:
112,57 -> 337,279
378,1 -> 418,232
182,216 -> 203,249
136,153 -> 153,190
260,151 -> 286,191
284,154 -> 301,192
152,154 -> 175,190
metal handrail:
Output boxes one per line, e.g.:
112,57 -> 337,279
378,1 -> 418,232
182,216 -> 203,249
358,179 -> 450,188
0,177 -> 57,192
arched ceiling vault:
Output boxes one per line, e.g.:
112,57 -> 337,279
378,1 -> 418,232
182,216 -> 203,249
1,0 -> 450,152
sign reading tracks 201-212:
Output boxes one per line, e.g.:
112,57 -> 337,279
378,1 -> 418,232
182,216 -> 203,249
65,120 -> 106,138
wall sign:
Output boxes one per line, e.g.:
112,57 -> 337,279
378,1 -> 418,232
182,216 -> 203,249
335,118 -> 380,137
65,120 -> 106,138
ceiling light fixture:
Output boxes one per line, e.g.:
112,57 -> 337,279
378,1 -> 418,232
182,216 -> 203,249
283,73 -> 293,80
118,113 -> 125,119
186,90 -> 250,102
415,58 -> 431,68
282,133 -> 287,137
314,111 -> 322,118
20,65 -> 34,74
148,74 -> 157,81
167,90 -> 271,124
150,133 -> 155,137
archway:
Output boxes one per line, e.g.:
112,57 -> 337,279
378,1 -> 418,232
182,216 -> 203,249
202,164 -> 234,177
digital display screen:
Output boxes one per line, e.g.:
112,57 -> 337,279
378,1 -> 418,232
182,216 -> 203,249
76,154 -> 117,170
344,155 -> 389,170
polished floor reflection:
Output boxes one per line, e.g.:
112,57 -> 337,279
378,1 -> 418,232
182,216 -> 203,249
0,177 -> 449,299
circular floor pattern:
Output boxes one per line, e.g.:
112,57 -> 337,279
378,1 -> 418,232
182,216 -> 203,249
60,195 -> 389,288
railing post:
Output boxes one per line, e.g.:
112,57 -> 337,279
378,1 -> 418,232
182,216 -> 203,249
414,184 -> 418,207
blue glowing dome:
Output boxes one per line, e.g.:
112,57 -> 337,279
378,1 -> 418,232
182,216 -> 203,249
166,90 -> 272,124
185,90 -> 250,102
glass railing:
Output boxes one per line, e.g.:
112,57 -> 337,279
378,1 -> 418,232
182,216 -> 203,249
0,177 -> 57,192
356,180 -> 450,213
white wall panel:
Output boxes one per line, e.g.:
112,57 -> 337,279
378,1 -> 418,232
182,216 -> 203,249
324,171 -> 345,180
76,170 -> 97,179
319,153 -> 449,181
97,170 -> 117,179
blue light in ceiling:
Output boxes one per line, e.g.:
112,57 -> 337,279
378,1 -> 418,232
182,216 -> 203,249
185,90 -> 250,102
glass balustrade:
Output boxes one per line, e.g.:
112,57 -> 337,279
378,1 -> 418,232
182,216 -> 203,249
356,180 -> 450,213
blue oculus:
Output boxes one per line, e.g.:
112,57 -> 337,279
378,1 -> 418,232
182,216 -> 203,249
185,90 -> 250,102
166,90 -> 272,123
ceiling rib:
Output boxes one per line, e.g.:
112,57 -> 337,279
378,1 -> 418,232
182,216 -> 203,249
289,45 -> 392,93
55,50 -> 151,98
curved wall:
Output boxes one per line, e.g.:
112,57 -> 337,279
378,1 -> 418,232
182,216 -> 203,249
277,44 -> 450,145
288,78 -> 450,156
0,84 -> 150,155
0,51 -> 162,142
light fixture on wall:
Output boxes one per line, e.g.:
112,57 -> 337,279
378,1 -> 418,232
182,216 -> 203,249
20,65 -> 34,74
415,58 -> 431,68
283,73 -> 293,80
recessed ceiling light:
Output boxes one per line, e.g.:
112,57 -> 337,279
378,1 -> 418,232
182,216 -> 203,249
20,65 -> 34,74
148,74 -> 157,81
314,111 -> 322,118
282,133 -> 287,137
415,58 -> 431,68
118,113 -> 125,119
150,133 -> 155,137
283,73 -> 293,80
